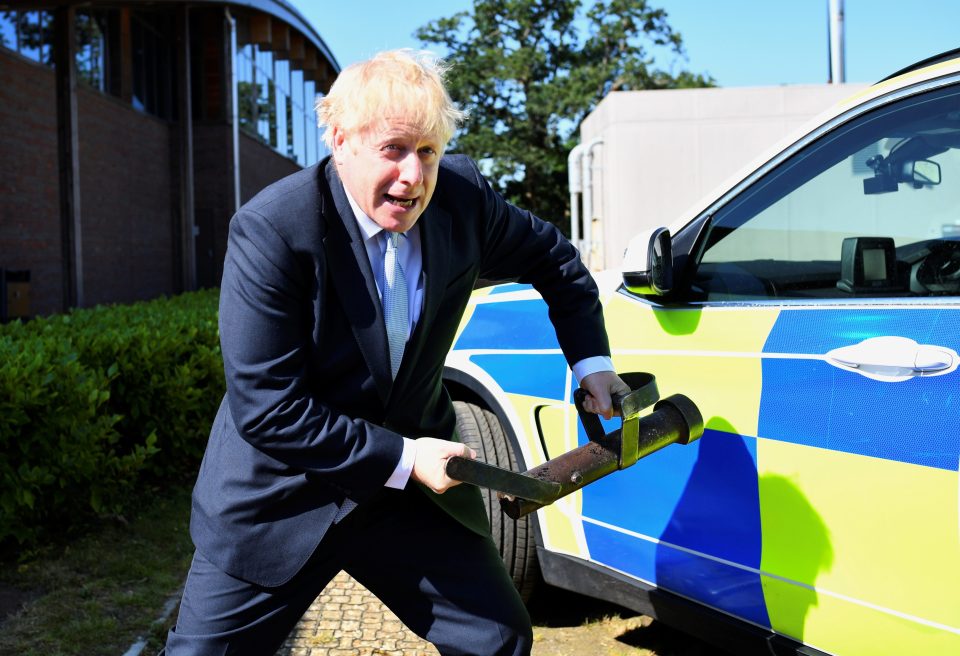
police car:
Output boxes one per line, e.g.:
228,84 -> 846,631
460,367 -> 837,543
443,50 -> 960,655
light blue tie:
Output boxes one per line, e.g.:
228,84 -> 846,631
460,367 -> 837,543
334,231 -> 408,524
382,231 -> 408,380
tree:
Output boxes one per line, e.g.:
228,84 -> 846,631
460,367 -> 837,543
415,0 -> 713,233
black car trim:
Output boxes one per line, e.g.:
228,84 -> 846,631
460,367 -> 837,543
538,548 -> 832,656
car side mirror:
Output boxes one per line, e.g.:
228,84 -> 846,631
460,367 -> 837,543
622,227 -> 673,295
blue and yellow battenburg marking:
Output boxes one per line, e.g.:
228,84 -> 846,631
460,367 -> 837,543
449,283 -> 960,655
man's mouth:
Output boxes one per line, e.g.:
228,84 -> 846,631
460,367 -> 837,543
385,193 -> 416,208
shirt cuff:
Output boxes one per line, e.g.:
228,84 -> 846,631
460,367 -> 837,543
571,355 -> 615,384
384,436 -> 417,489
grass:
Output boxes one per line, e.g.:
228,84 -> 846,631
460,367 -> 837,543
0,483 -> 195,656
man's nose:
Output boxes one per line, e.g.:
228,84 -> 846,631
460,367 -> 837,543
397,153 -> 423,186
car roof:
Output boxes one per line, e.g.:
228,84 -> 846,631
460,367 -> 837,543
879,48 -> 960,82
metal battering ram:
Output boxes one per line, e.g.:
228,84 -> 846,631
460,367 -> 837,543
445,372 -> 705,519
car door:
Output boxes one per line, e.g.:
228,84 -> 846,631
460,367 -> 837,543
582,78 -> 960,654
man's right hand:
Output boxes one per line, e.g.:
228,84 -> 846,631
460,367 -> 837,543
411,437 -> 477,494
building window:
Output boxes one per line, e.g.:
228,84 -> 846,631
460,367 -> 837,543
274,57 -> 290,156
131,11 -> 176,120
76,10 -> 109,91
234,19 -> 326,168
254,45 -> 275,146
0,10 -> 54,66
291,68 -> 306,162
0,12 -> 13,52
1,8 -> 176,122
237,43 -> 257,133
306,81 -> 320,163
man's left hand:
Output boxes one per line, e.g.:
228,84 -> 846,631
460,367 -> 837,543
578,371 -> 631,420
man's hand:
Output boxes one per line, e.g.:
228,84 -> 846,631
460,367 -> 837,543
411,437 -> 477,494
578,371 -> 631,420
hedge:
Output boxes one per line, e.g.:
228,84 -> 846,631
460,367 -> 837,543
0,289 -> 224,550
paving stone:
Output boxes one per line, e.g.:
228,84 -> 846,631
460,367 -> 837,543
277,571 -> 438,656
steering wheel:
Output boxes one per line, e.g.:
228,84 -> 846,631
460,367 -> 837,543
916,240 -> 960,293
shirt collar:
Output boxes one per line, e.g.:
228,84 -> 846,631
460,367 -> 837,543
343,187 -> 382,243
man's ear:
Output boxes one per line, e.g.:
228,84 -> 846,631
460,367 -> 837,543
331,127 -> 347,165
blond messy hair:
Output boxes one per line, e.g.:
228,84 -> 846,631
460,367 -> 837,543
317,49 -> 465,150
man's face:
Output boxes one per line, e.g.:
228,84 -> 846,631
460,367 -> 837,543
332,118 -> 443,233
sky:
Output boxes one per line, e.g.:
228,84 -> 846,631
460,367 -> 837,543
292,0 -> 960,87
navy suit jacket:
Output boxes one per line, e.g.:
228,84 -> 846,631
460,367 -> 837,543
190,155 -> 609,587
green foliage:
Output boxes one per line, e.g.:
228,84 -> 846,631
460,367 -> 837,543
416,0 -> 714,233
0,290 -> 223,551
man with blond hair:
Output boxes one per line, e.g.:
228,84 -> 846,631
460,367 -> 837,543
165,49 -> 628,656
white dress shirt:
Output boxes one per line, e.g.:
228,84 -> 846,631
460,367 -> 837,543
343,189 -> 613,489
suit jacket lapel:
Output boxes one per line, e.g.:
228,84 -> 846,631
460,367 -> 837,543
390,202 -> 452,396
320,162 -> 393,402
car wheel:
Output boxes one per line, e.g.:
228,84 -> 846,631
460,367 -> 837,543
453,400 -> 540,601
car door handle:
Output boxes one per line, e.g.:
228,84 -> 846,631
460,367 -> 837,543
826,336 -> 958,381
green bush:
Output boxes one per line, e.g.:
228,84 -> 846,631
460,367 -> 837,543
0,290 -> 224,550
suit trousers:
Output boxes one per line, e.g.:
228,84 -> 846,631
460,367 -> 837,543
164,484 -> 533,656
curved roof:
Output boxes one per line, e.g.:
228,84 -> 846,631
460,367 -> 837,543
221,0 -> 340,71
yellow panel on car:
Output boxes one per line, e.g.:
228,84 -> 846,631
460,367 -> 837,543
603,294 -> 780,352
533,402 -> 588,558
762,576 -> 960,655
758,439 -> 960,649
602,298 -> 777,438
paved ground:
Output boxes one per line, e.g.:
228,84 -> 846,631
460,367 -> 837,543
276,572 -> 719,656
278,571 -> 438,656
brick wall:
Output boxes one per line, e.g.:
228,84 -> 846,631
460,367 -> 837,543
77,86 -> 176,307
192,128 -> 300,289
240,130 -> 300,204
1,41 -> 305,315
0,50 -> 62,317
193,123 -> 233,288
0,48 -> 178,315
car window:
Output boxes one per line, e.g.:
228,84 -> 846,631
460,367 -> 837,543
689,83 -> 960,302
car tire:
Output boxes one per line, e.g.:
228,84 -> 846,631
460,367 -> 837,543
453,400 -> 540,601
